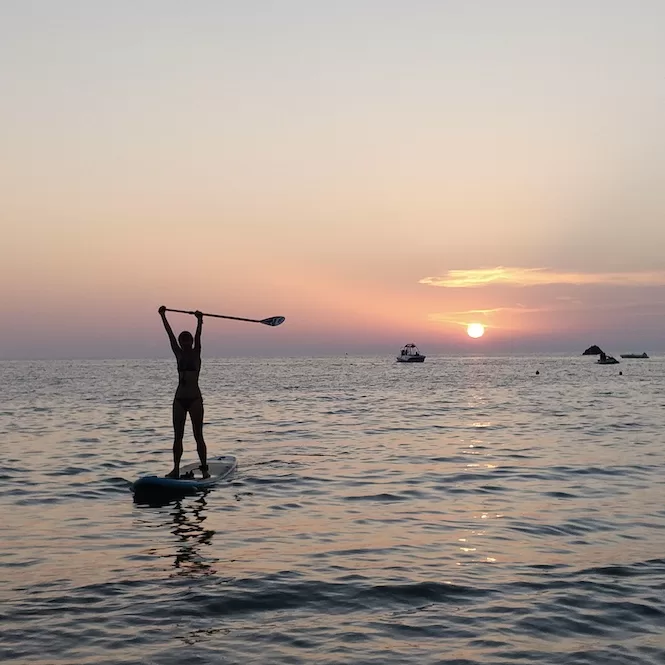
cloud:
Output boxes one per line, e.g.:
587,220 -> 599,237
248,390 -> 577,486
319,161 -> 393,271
428,298 -> 665,328
428,306 -> 544,326
419,267 -> 665,288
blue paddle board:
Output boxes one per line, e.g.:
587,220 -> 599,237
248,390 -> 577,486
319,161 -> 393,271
132,455 -> 237,499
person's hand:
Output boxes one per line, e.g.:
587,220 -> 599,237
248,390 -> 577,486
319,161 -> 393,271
158,306 -> 166,315
194,310 -> 203,321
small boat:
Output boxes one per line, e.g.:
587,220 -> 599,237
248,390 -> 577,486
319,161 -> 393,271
620,352 -> 649,359
396,343 -> 426,363
597,354 -> 619,365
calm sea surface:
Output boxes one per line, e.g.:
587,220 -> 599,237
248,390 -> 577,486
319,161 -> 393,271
1,356 -> 665,665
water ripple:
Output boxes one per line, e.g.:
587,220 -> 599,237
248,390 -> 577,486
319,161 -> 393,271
1,356 -> 665,664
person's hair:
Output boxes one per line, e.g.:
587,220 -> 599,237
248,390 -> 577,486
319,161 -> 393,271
178,331 -> 194,347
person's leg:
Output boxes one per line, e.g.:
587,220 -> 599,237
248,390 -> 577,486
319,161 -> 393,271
190,398 -> 208,478
166,399 -> 187,478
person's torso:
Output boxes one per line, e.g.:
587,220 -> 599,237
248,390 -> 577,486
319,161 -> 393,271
176,350 -> 201,396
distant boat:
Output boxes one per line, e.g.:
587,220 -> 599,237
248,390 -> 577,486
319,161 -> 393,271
396,343 -> 426,363
620,352 -> 649,359
583,345 -> 620,364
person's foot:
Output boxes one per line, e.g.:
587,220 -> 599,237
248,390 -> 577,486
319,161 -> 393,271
165,468 -> 179,479
200,464 -> 210,479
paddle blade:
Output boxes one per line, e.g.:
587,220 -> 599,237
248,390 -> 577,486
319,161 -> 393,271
261,316 -> 285,327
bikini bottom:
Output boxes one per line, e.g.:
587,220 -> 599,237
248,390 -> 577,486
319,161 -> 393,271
174,396 -> 202,411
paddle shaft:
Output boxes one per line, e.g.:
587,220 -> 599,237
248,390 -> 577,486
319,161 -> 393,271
165,308 -> 270,325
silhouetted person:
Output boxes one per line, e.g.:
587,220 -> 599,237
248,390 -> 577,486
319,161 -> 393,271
159,306 -> 209,479
599,351 -> 607,362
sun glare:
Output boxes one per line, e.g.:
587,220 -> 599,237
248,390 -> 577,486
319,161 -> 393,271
467,323 -> 485,338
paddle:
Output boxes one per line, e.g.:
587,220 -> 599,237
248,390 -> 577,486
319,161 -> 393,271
164,308 -> 285,327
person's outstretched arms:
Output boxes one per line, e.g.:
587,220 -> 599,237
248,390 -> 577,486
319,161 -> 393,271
194,310 -> 203,352
159,306 -> 180,357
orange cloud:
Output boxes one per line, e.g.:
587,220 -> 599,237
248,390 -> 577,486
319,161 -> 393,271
428,306 -> 544,327
419,267 -> 665,288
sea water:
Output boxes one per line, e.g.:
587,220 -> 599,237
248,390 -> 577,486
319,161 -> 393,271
1,356 -> 664,664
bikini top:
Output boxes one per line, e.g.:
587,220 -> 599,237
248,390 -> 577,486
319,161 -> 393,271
177,351 -> 200,373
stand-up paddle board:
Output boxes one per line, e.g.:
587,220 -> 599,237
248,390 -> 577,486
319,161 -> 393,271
132,455 -> 237,500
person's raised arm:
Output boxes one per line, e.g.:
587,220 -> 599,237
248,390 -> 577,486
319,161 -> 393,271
158,306 -> 180,357
194,310 -> 203,351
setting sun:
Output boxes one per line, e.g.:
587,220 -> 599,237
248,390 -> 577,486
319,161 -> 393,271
467,323 -> 485,338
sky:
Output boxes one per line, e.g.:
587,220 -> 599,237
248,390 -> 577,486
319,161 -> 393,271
1,1 -> 664,358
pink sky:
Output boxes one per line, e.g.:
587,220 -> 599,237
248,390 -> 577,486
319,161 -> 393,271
1,2 -> 664,358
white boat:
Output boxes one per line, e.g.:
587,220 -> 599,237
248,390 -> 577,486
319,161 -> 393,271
396,343 -> 426,363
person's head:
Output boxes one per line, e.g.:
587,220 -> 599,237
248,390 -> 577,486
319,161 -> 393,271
178,331 -> 194,349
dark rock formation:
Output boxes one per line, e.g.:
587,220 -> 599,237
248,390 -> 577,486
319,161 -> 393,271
583,345 -> 603,355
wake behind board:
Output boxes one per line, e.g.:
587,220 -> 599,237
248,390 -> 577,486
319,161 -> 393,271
132,455 -> 237,500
